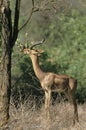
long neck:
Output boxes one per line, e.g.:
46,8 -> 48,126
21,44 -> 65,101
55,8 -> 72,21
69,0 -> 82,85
30,55 -> 45,81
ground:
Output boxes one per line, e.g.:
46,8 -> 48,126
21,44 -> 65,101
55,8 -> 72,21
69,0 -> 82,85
0,97 -> 86,130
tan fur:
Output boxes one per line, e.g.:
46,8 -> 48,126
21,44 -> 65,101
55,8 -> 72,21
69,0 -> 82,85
23,48 -> 79,124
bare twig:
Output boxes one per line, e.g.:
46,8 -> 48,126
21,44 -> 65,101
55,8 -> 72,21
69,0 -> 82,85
18,0 -> 39,32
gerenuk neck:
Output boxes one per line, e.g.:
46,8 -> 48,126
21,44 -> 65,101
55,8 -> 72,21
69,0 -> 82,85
30,55 -> 45,81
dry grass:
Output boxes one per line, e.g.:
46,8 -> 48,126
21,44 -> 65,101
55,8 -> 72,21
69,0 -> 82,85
1,97 -> 86,130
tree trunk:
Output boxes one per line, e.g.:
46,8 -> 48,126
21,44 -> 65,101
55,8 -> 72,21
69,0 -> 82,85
0,3 -> 12,126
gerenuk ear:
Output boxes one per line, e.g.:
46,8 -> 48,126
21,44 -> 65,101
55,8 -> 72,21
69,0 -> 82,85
39,50 -> 44,54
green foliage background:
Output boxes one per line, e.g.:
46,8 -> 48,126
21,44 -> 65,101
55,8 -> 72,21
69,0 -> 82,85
0,1 -> 86,103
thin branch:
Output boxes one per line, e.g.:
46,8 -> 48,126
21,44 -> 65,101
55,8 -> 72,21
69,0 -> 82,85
18,0 -> 39,32
18,8 -> 33,32
32,0 -> 34,7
